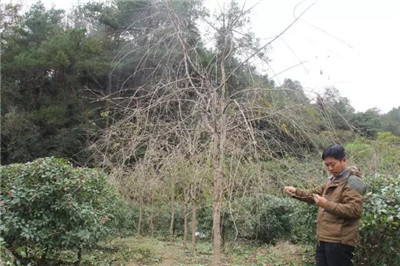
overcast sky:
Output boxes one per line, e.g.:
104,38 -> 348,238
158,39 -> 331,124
7,0 -> 400,113
205,0 -> 400,113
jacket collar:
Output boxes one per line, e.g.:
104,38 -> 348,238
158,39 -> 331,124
328,167 -> 350,183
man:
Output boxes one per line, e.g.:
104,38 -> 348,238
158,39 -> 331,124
285,144 -> 366,266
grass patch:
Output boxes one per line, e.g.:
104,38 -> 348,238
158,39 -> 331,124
2,237 -> 315,265
223,240 -> 314,266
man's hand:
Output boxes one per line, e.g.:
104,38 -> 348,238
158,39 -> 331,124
313,194 -> 328,208
284,186 -> 296,197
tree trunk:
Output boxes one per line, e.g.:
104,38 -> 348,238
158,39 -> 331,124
150,212 -> 154,237
169,200 -> 175,243
105,71 -> 112,127
137,206 -> 142,237
149,197 -> 155,237
183,185 -> 190,248
211,111 -> 226,264
221,212 -> 225,249
191,206 -> 197,252
77,245 -> 82,265
212,166 -> 223,265
212,40 -> 228,264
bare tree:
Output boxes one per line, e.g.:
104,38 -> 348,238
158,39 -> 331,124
91,0 -> 321,264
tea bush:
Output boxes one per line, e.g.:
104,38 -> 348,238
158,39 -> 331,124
227,194 -> 294,244
355,173 -> 400,265
289,201 -> 317,244
0,157 -> 127,264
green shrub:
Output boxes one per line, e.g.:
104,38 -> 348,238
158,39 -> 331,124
257,196 -> 294,243
289,201 -> 317,244
356,173 -> 400,265
228,194 -> 294,244
345,137 -> 400,176
0,157 -> 127,263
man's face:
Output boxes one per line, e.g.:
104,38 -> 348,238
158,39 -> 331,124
323,157 -> 347,177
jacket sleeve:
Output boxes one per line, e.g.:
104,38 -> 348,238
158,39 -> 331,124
324,176 -> 366,219
293,184 -> 325,203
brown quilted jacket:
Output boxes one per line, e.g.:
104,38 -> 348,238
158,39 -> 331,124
293,167 -> 367,247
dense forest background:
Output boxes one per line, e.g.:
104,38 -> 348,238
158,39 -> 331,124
1,0 -> 399,166
1,0 -> 399,265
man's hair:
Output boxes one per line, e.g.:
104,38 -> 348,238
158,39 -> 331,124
322,144 -> 346,160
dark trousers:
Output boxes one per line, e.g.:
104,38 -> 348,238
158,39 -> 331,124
315,241 -> 355,266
